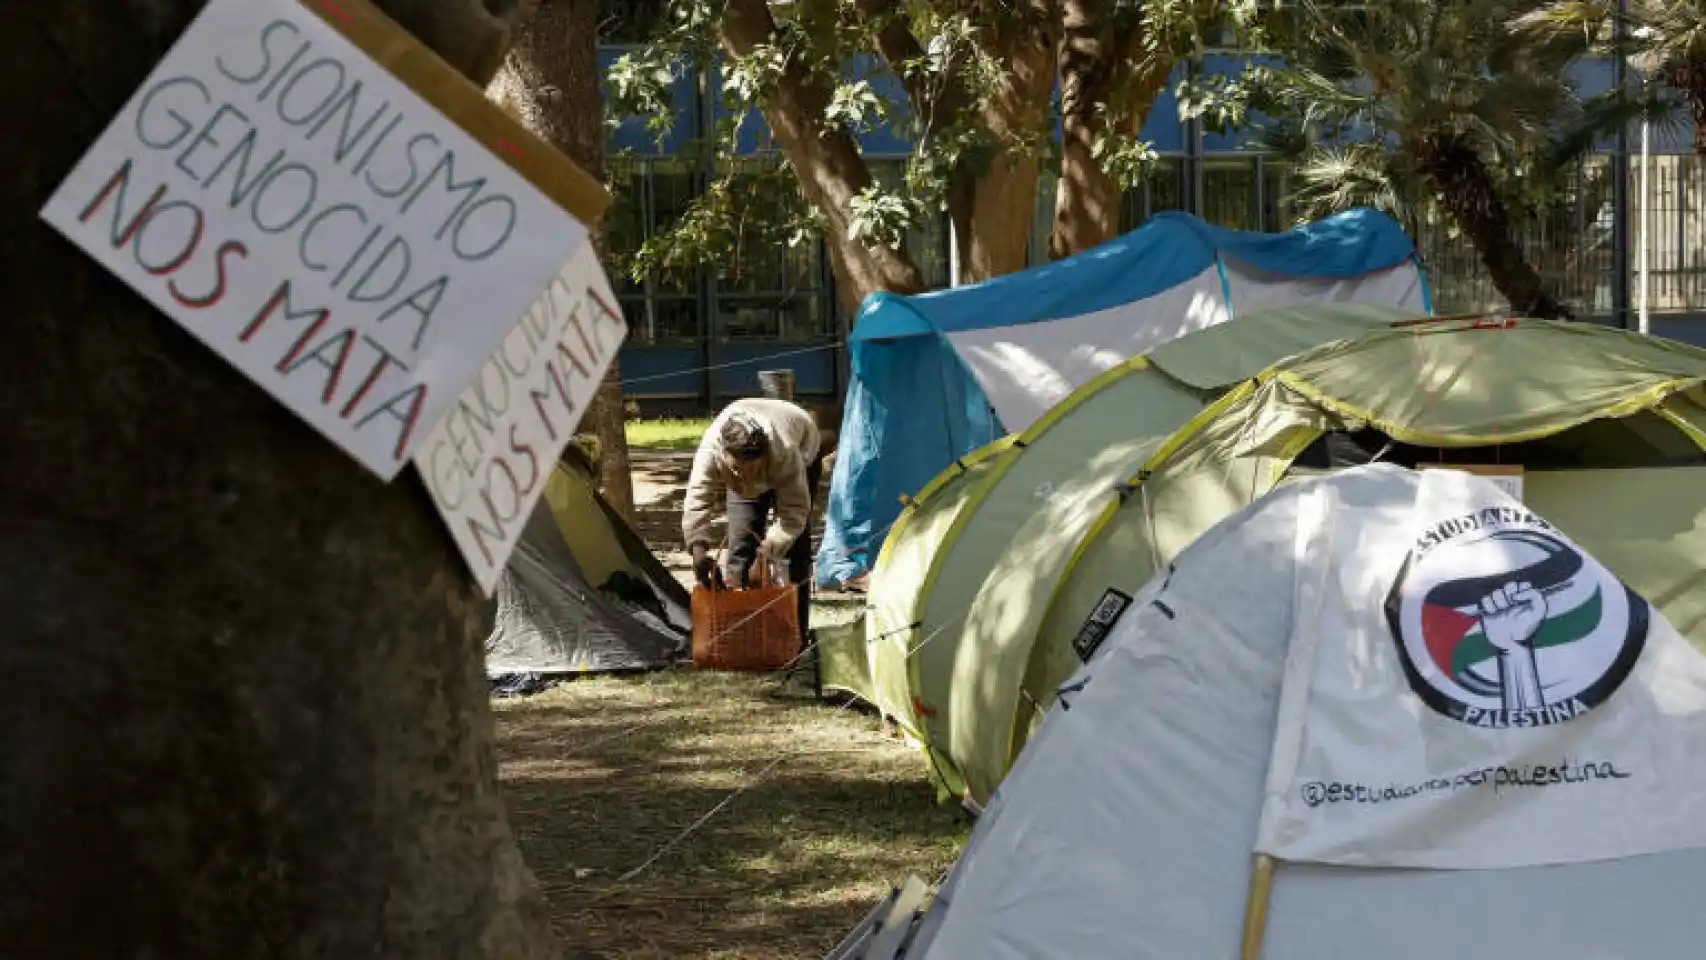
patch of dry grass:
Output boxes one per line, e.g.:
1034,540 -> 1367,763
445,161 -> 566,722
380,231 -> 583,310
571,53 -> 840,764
493,668 -> 968,959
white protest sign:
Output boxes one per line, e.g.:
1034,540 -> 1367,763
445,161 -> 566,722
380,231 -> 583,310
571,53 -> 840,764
414,244 -> 627,593
39,0 -> 591,478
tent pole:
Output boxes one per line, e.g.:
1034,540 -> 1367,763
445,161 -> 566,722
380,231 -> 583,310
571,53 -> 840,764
948,217 -> 962,288
1638,100 -> 1651,336
1238,853 -> 1276,959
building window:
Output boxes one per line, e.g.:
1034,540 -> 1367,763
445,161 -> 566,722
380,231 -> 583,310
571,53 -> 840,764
863,159 -> 950,288
599,0 -> 670,44
1413,155 -> 1617,318
607,157 -> 702,345
712,159 -> 833,342
1636,154 -> 1706,316
1261,160 -> 1299,232
1120,157 -> 1189,232
1201,158 -> 1259,230
604,160 -> 645,301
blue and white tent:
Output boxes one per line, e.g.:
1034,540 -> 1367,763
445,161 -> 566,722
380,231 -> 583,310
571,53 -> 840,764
817,206 -> 1431,587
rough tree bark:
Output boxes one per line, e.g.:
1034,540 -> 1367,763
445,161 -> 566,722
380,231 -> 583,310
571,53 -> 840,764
851,0 -> 977,283
1,2 -> 563,958
1412,134 -> 1571,319
1051,0 -> 1173,259
721,0 -> 927,312
849,0 -> 1055,284
1667,59 -> 1706,155
491,0 -> 635,519
960,7 -> 1057,282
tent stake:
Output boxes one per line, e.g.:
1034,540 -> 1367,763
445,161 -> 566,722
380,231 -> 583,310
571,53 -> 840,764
1239,854 -> 1276,959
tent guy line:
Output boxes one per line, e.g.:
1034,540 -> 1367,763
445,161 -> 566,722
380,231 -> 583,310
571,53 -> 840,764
619,342 -> 839,387
611,693 -> 869,884
541,472 -> 1181,873
595,469 -> 1253,881
568,492 -> 1102,877
616,515 -> 1120,882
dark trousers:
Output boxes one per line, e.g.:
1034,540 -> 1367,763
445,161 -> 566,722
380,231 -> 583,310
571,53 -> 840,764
726,456 -> 822,648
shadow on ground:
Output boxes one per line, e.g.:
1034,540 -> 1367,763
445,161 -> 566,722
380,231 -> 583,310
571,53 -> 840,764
494,670 -> 968,959
499,448 -> 914,957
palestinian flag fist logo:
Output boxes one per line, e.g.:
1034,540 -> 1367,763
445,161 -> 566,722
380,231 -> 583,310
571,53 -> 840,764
1387,518 -> 1648,729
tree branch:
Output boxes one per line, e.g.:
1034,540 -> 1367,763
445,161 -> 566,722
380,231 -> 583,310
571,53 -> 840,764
847,0 -> 984,281
720,0 -> 925,307
849,0 -> 969,134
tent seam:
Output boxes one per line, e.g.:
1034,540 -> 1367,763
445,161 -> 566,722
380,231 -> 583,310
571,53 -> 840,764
1271,371 -> 1706,448
1412,251 -> 1435,314
1215,255 -> 1235,319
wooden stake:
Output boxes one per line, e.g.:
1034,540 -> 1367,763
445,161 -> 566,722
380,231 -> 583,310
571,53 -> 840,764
1239,854 -> 1276,960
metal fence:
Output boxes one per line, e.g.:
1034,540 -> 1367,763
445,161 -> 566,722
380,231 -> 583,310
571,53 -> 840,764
609,149 -> 1706,405
1406,154 -> 1706,323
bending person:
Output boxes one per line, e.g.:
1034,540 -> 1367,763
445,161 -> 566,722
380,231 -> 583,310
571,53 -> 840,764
682,397 -> 823,647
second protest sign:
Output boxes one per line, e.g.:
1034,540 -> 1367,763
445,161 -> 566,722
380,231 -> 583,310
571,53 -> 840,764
415,244 -> 627,593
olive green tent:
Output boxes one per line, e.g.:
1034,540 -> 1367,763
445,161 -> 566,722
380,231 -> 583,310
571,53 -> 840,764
858,316 -> 1706,806
843,303 -> 1418,786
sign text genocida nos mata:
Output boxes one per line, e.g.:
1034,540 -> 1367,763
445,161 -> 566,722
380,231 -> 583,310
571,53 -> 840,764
41,0 -> 590,478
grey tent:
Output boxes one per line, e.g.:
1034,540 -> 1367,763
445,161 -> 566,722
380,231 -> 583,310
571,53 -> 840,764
487,454 -> 690,677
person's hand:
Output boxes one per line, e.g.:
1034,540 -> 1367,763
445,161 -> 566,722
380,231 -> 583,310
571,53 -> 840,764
760,530 -> 793,566
690,542 -> 716,588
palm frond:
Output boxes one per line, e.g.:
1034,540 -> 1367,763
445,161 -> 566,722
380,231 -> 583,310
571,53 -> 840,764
1284,141 -> 1411,224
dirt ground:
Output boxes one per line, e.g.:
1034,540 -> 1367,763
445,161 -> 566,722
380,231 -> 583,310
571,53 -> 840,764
494,672 -> 967,959
493,450 -> 962,958
629,450 -> 699,586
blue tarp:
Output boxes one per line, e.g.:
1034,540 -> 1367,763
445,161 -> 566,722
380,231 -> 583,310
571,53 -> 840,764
815,207 -> 1420,587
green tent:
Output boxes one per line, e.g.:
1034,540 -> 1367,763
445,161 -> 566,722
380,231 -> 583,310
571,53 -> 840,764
851,302 -> 1418,795
860,316 -> 1706,806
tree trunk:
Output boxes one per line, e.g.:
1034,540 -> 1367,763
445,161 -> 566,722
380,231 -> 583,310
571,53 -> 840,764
1412,136 -> 1571,320
1,3 -> 561,958
958,19 -> 1056,282
491,0 -> 635,519
721,0 -> 926,314
851,0 -> 986,285
1668,60 -> 1706,155
1051,0 -> 1122,260
1050,3 -> 1172,259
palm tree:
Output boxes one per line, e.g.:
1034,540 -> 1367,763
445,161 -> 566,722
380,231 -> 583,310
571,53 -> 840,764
1248,0 -> 1629,319
1520,0 -> 1706,153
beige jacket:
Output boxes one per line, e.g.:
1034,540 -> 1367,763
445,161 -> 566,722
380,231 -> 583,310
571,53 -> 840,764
682,398 -> 822,558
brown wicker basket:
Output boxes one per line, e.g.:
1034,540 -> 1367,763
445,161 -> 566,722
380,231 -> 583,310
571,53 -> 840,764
691,555 -> 800,671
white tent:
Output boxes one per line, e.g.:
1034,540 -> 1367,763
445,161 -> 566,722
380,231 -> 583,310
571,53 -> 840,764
897,464 -> 1706,959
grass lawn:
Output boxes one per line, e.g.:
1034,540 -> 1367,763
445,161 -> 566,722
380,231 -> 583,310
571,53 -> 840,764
493,665 -> 969,959
627,418 -> 713,453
